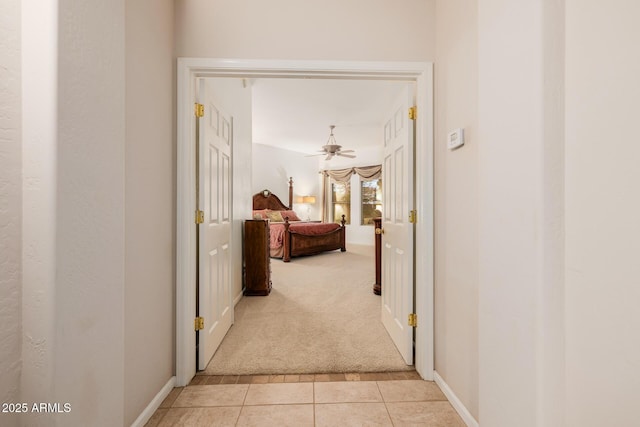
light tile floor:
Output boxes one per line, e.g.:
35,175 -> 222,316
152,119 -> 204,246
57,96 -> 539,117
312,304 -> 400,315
146,372 -> 465,426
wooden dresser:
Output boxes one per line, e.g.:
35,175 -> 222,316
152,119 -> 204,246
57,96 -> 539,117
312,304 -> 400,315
243,220 -> 272,296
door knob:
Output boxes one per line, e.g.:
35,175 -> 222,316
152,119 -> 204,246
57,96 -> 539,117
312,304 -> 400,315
375,227 -> 384,235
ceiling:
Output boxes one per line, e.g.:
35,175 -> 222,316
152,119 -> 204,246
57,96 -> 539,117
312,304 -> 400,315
250,78 -> 410,155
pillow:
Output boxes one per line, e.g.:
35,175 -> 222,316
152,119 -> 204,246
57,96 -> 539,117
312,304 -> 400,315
265,210 -> 284,222
252,209 -> 269,220
281,210 -> 301,221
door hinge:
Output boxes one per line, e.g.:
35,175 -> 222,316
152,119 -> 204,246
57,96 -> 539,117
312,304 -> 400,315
408,313 -> 417,328
409,210 -> 417,224
195,317 -> 204,331
408,106 -> 417,120
195,210 -> 204,224
195,103 -> 204,118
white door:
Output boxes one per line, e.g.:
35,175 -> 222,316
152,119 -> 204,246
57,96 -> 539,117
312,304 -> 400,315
197,79 -> 234,370
381,84 -> 415,365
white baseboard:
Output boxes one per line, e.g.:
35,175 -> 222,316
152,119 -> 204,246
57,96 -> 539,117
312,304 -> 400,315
234,290 -> 243,306
433,371 -> 479,427
130,376 -> 176,427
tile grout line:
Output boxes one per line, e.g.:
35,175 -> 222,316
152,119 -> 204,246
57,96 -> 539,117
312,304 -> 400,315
154,408 -> 168,426
376,380 -> 397,426
151,379 -> 460,426
312,382 -> 317,427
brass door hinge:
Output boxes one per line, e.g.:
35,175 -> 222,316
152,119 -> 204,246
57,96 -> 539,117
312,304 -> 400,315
196,210 -> 204,224
195,103 -> 204,118
408,106 -> 417,120
408,313 -> 417,328
195,317 -> 204,331
409,210 -> 417,224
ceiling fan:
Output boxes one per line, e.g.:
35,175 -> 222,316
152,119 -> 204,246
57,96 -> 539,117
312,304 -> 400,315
306,125 -> 356,160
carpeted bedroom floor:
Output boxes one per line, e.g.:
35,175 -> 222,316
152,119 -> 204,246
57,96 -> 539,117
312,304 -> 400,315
202,244 -> 413,375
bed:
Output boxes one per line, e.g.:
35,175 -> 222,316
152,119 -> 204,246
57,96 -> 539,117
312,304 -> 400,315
252,179 -> 346,262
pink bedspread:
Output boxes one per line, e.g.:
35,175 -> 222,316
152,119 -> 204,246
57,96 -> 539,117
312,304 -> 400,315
269,222 -> 341,249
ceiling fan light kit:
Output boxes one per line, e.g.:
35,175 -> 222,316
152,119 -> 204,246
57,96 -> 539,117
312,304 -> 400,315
305,125 -> 356,160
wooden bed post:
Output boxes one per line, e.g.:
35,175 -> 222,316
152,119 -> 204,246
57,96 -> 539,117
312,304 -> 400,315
340,214 -> 346,252
288,177 -> 293,209
283,217 -> 291,262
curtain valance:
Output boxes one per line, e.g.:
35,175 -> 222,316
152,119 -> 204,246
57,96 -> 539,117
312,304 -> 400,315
321,164 -> 382,183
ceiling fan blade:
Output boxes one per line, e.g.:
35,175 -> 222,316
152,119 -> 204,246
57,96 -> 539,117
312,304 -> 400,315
305,153 -> 326,157
325,153 -> 334,160
337,153 -> 356,158
339,149 -> 355,153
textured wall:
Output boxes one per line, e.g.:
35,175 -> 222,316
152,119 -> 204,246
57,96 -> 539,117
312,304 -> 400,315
0,1 -> 22,426
54,0 -> 126,425
124,0 -> 175,424
21,1 -> 58,425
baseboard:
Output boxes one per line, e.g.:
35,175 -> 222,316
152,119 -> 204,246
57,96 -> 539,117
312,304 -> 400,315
234,290 -> 243,306
130,376 -> 176,427
433,371 -> 479,427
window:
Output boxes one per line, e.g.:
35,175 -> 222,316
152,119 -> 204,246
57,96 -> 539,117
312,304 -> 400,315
331,181 -> 351,224
361,178 -> 382,225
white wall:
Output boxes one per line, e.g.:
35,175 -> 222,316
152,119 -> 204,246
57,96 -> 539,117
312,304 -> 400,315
175,0 -> 436,368
205,78 -> 253,301
22,2 -> 178,424
477,0 -> 541,424
21,1 -> 59,425
0,1 -> 22,426
252,143 -> 321,220
54,1 -> 126,425
124,0 -> 175,424
477,0 -> 565,426
20,2 -> 179,425
176,0 -> 435,61
565,1 -> 640,425
434,0 -> 479,420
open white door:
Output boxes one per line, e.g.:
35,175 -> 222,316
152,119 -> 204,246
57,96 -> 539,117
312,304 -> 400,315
197,79 -> 234,370
381,84 -> 415,365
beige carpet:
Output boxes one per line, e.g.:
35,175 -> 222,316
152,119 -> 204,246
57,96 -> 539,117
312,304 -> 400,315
203,244 -> 413,375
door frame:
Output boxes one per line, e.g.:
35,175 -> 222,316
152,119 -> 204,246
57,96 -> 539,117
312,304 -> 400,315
176,58 -> 434,387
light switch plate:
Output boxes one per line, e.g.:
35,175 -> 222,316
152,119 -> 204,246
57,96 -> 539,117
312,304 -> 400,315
447,128 -> 464,150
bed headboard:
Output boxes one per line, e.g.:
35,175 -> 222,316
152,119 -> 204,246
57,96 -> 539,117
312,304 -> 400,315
252,177 -> 294,211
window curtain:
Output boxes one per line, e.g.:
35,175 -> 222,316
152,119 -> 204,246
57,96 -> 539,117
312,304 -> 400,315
353,165 -> 382,180
321,165 -> 382,222
321,164 -> 382,183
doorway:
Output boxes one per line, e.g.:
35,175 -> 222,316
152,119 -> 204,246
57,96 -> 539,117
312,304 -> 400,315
176,59 -> 434,387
